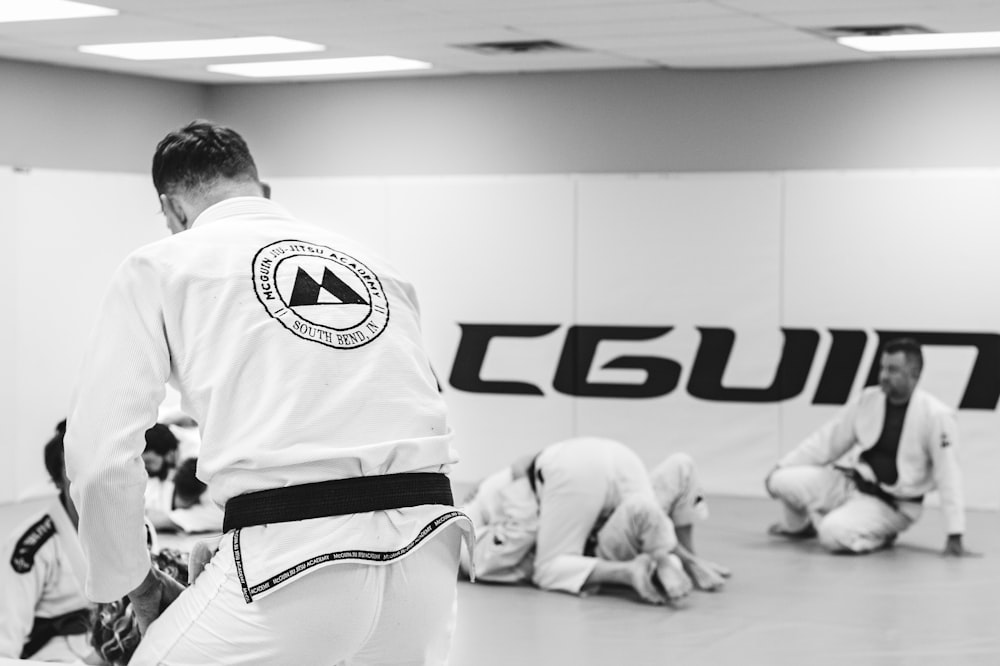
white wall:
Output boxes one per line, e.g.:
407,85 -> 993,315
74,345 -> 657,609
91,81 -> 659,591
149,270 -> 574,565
6,167 -> 997,511
0,169 -> 16,501
206,58 -> 1000,177
5,168 -> 166,501
0,59 -> 208,173
255,170 -> 1000,510
3,55 -> 1000,509
4,56 -> 1000,176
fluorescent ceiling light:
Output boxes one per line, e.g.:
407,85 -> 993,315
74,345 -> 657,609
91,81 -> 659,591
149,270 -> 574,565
838,31 -> 1000,53
0,0 -> 116,23
208,56 -> 432,78
79,36 -> 324,61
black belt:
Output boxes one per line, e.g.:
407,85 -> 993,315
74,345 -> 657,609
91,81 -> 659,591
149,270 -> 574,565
22,608 -> 91,659
838,467 -> 923,511
526,455 -> 544,495
223,473 -> 454,533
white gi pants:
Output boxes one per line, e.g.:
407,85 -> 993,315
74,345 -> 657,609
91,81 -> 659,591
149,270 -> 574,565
531,438 -> 656,593
131,523 -> 463,665
768,466 -> 922,553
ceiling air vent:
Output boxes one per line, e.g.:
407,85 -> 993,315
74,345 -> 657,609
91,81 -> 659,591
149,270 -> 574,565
811,24 -> 931,40
454,39 -> 582,56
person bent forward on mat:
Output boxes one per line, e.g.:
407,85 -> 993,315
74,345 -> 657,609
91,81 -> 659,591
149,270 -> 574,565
765,337 -> 973,556
462,437 -> 730,605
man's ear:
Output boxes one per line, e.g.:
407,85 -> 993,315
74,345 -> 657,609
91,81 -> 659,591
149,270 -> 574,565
160,194 -> 189,234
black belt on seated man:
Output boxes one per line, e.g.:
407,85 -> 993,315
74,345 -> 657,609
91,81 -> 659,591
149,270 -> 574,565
526,455 -> 544,495
22,607 -> 91,659
837,467 -> 923,512
223,472 -> 454,533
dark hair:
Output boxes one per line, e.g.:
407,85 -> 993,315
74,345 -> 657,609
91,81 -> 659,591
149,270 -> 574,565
882,337 -> 923,374
172,457 -> 206,503
151,120 -> 259,196
43,426 -> 66,486
144,423 -> 179,456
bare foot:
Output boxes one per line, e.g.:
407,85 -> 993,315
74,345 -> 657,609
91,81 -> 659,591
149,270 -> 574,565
627,554 -> 667,605
655,554 -> 693,602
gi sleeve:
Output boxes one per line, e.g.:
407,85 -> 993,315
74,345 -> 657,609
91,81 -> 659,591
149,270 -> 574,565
928,412 -> 965,535
0,530 -> 51,657
65,253 -> 170,602
778,400 -> 860,468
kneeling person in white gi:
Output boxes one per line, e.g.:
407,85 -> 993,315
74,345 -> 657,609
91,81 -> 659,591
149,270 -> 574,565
65,120 -> 471,665
766,337 -> 971,555
463,439 -> 730,603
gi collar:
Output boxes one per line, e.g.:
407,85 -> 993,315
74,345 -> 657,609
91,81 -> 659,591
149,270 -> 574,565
190,197 -> 293,229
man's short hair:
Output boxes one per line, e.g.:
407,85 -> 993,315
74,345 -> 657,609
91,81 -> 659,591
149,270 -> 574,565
144,423 -> 179,456
151,120 -> 259,196
882,337 -> 923,375
43,424 -> 66,486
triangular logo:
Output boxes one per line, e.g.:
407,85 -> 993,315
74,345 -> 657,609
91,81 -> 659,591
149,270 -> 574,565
289,267 -> 368,307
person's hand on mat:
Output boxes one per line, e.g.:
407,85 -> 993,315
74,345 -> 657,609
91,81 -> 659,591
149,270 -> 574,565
684,558 -> 726,592
698,557 -> 732,581
943,534 -> 980,558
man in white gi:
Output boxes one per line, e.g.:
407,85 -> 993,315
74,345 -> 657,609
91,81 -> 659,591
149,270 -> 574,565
766,338 -> 972,555
154,457 -> 224,534
141,423 -> 180,522
462,438 -> 730,604
0,422 -> 96,661
65,120 -> 470,664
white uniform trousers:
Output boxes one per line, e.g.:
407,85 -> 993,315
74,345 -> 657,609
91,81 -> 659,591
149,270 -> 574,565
531,439 -> 654,593
768,466 -> 922,553
132,523 -> 463,665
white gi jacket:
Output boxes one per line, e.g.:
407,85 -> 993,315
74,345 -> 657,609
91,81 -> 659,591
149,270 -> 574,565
461,468 -> 538,583
0,505 -> 90,658
778,386 -> 965,535
66,197 -> 468,602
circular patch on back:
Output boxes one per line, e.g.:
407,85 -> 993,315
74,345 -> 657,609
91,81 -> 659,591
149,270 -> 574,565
252,239 -> 389,349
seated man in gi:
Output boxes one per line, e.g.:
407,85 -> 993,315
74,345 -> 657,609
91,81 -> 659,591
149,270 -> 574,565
141,422 -> 181,519
766,337 -> 972,555
150,457 -> 224,534
0,420 -> 99,661
461,438 -> 730,605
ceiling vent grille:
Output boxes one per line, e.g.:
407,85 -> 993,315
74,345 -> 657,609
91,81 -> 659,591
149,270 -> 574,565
812,24 -> 931,39
454,39 -> 582,55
